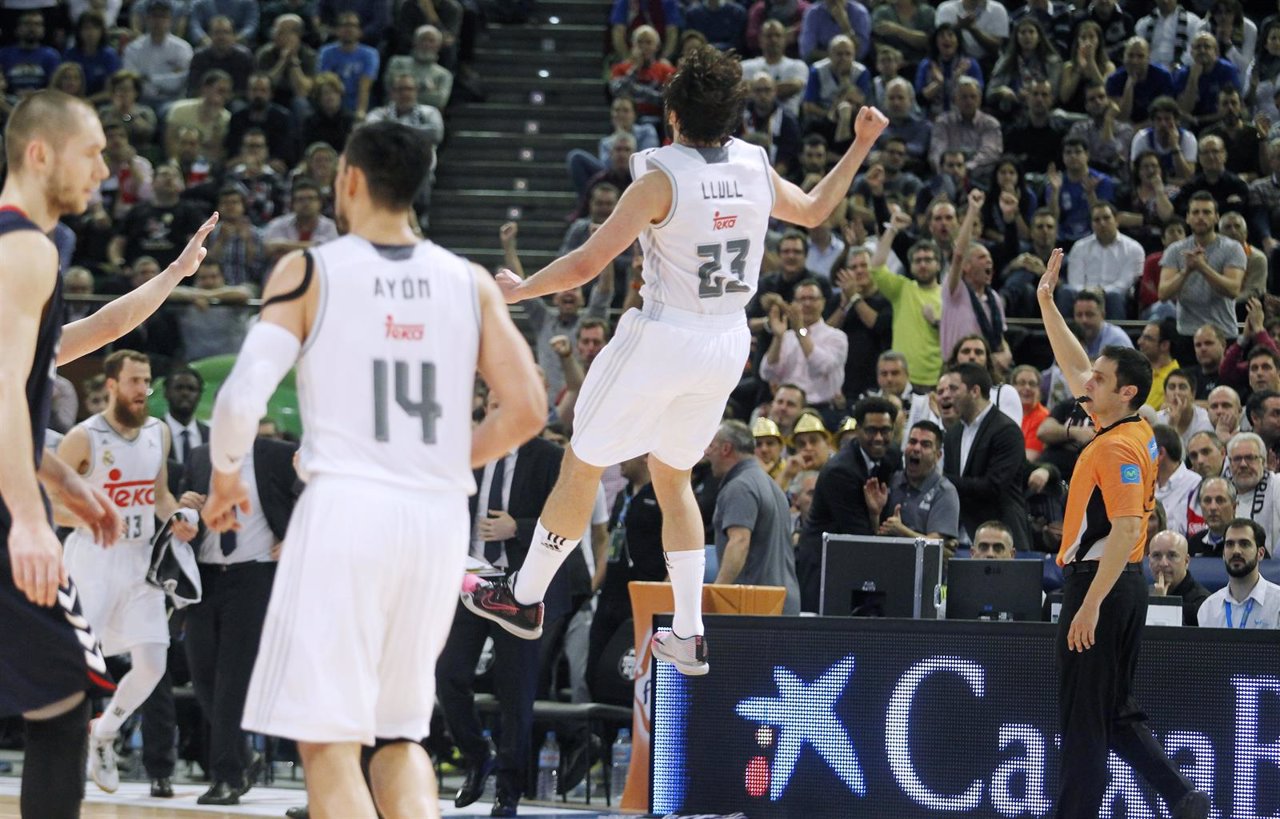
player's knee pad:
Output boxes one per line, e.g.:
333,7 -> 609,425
361,737 -> 425,773
23,698 -> 90,819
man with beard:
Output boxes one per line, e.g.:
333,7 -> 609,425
1158,191 -> 1245,345
1147,530 -> 1210,625
796,396 -> 899,611
57,351 -> 199,794
1188,475 -> 1237,555
863,419 -> 959,543
872,208 -> 943,390
1225,433 -> 1280,553
0,90 -> 216,819
1198,518 -> 1280,628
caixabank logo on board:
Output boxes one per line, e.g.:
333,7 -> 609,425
651,618 -> 1280,819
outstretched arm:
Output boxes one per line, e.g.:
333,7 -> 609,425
497,171 -> 670,303
58,213 -> 218,365
1036,248 -> 1092,398
770,107 -> 889,229
947,188 -> 984,295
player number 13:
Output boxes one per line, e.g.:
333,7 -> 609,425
373,359 -> 442,444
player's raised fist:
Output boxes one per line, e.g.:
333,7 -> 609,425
854,106 -> 890,142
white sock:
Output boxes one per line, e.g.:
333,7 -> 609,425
95,643 -> 167,738
512,520 -> 579,606
666,549 -> 705,637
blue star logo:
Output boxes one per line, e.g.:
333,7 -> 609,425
735,655 -> 865,800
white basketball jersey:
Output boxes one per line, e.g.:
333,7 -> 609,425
296,236 -> 480,493
629,138 -> 773,316
74,414 -> 165,544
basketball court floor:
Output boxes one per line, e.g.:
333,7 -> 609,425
0,777 -> 630,818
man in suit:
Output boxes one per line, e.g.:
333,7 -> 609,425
437,393 -> 567,818
796,396 -> 901,612
176,436 -> 301,805
941,363 -> 1033,551
163,366 -> 210,496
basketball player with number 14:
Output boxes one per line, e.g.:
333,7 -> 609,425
202,121 -> 546,819
465,44 -> 889,675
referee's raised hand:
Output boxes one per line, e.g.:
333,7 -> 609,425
1036,248 -> 1065,302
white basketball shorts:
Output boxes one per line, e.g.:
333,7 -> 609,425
64,534 -> 168,657
572,302 -> 750,471
242,476 -> 469,744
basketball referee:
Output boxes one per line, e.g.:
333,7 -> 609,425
1037,249 -> 1210,819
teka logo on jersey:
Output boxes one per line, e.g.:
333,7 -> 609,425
385,314 -> 425,341
712,211 -> 738,230
734,655 -> 1280,817
104,468 -> 155,508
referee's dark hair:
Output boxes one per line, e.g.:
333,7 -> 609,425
1225,516 -> 1266,556
1101,345 -> 1152,411
950,361 -> 992,395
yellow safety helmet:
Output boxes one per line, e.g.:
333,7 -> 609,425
789,411 -> 831,446
752,417 -> 783,440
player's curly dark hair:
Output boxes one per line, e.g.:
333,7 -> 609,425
663,44 -> 746,146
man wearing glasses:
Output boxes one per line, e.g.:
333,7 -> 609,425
1225,433 -> 1280,554
795,396 -> 900,611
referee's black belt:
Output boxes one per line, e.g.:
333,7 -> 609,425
1062,561 -> 1143,577
198,561 -> 274,573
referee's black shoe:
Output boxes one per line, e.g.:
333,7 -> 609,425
462,575 -> 544,640
454,741 -> 498,808
1172,791 -> 1210,819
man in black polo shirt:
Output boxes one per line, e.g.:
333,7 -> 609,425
1148,530 -> 1210,625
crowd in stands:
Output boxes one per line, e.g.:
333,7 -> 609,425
19,0 -> 1280,809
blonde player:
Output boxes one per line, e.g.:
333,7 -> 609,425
202,121 -> 545,819
465,44 -> 889,675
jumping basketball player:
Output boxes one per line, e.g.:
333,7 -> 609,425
201,121 -> 546,819
57,350 -> 197,793
0,89 -> 214,819
465,45 -> 888,674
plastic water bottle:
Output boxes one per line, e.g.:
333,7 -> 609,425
535,731 -> 560,801
481,730 -> 497,801
610,728 -> 631,798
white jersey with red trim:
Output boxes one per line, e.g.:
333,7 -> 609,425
629,137 -> 773,317
296,235 -> 480,493
65,413 -> 165,551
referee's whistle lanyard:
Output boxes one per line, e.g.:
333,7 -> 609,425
1225,597 -> 1256,629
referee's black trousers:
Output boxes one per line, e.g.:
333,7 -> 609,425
1056,567 -> 1192,818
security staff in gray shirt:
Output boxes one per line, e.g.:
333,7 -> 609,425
863,420 -> 960,544
706,420 -> 801,614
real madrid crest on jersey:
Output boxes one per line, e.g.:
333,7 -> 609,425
102,449 -> 114,466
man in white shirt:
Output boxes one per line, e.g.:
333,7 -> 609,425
1153,423 -> 1204,535
1063,203 -> 1145,319
263,178 -> 339,260
740,20 -> 809,118
124,0 -> 194,111
934,0 -> 1010,63
759,279 -> 849,416
1198,518 -> 1280,628
1134,0 -> 1200,70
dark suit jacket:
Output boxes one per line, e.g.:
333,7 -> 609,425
796,441 -> 901,612
166,420 -> 212,497
944,407 -> 1032,552
471,436 -> 573,623
181,438 -> 302,550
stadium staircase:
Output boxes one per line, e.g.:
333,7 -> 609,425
428,0 -> 610,273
